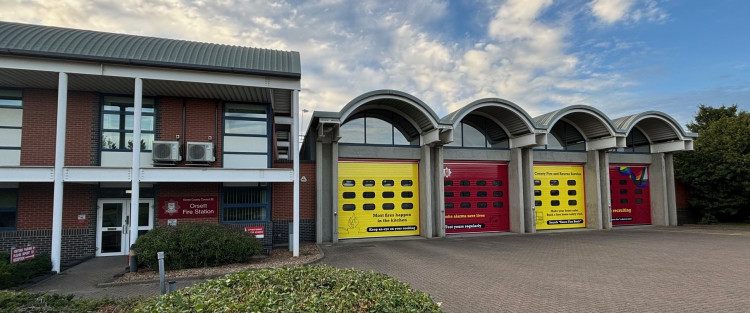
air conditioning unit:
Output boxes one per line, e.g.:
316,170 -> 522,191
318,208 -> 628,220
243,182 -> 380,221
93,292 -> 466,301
186,142 -> 215,162
152,141 -> 181,162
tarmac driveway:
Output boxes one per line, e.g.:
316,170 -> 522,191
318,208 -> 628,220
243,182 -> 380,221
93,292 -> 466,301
319,226 -> 750,313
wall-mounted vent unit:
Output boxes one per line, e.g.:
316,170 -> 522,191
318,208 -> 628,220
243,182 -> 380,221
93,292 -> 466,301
152,141 -> 181,162
187,142 -> 216,163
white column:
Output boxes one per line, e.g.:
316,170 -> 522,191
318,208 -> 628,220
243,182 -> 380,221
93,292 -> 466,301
292,89 -> 300,257
129,78 -> 143,248
51,72 -> 68,273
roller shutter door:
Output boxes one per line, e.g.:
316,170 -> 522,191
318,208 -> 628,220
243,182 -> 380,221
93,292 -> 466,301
443,162 -> 510,233
533,164 -> 586,230
610,165 -> 651,225
338,161 -> 419,239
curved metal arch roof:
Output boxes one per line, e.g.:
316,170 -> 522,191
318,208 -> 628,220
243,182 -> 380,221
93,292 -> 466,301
534,105 -> 621,139
337,90 -> 444,132
613,111 -> 697,143
0,21 -> 301,78
441,98 -> 539,137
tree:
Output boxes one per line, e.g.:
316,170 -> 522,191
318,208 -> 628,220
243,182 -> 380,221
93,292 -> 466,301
675,104 -> 750,223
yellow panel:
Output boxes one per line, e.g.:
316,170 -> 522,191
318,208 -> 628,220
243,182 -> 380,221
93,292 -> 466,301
338,161 -> 419,239
533,165 -> 586,230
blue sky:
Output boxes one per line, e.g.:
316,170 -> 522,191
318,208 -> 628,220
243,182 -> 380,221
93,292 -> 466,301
3,0 -> 748,130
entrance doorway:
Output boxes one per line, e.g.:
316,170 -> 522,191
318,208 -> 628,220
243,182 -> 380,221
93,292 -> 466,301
96,199 -> 153,256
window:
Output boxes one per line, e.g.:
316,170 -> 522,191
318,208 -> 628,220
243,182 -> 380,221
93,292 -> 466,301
363,204 -> 376,210
0,189 -> 18,230
363,180 -> 376,187
493,191 -> 503,197
536,121 -> 585,151
401,191 -> 414,198
613,128 -> 650,153
382,191 -> 395,198
223,103 -> 269,168
342,180 -> 356,187
445,192 -> 454,197
447,114 -> 509,149
342,204 -> 355,211
101,96 -> 155,151
363,192 -> 376,198
0,89 -> 22,166
402,203 -> 414,209
342,192 -> 356,199
339,110 -> 419,145
493,201 -> 504,208
382,180 -> 395,187
222,186 -> 269,222
383,203 -> 395,210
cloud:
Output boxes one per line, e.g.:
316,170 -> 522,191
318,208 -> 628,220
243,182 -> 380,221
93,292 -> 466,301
588,0 -> 667,25
1,0 -> 661,125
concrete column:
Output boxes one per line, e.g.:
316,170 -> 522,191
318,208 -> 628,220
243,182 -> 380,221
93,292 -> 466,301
315,140 -> 323,243
650,153 -> 669,226
599,150 -> 612,230
331,140 -> 339,243
584,150 -> 602,229
419,145 -> 433,238
432,146 -> 446,237
665,153 -> 678,226
508,148 -> 525,233
51,72 -> 68,273
292,89 -> 300,257
129,78 -> 142,250
522,148 -> 536,233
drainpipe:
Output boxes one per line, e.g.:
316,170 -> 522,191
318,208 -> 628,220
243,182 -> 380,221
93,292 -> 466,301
51,72 -> 68,273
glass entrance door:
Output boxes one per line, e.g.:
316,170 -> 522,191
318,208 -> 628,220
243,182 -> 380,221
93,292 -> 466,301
96,199 -> 154,256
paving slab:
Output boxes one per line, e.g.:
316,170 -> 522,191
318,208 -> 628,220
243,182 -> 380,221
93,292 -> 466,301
320,226 -> 750,313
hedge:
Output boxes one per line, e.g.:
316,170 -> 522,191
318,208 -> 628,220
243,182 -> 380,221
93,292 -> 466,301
0,290 -> 139,313
133,223 -> 261,270
0,253 -> 51,290
134,265 -> 443,312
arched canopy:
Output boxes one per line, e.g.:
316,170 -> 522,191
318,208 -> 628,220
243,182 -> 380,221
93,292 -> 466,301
339,90 -> 444,133
441,98 -> 538,137
534,105 -> 621,140
613,111 -> 696,143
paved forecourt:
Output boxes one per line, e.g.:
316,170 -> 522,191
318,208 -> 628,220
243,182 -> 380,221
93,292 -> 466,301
320,226 -> 750,313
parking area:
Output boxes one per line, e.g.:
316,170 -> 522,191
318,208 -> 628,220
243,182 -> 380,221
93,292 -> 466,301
319,226 -> 750,313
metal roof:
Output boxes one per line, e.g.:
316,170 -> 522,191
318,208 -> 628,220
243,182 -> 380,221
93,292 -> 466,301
0,21 -> 301,78
534,105 -> 621,139
337,90 -> 446,132
613,111 -> 697,142
441,98 -> 539,136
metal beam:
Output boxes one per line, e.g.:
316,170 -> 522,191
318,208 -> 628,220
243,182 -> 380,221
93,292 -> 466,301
139,168 -> 294,182
0,167 -> 54,182
587,136 -> 619,151
64,167 -> 131,182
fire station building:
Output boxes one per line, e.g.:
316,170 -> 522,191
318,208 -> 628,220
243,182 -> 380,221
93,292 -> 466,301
303,91 -> 695,242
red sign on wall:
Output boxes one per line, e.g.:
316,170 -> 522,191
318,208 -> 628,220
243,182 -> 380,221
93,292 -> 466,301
11,245 -> 36,263
158,197 -> 218,218
244,226 -> 265,238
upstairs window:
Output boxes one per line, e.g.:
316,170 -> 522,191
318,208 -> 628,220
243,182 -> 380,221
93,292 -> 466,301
223,103 -> 270,168
339,110 -> 419,146
613,128 -> 650,153
0,89 -> 22,166
101,96 -> 155,151
447,114 -> 509,149
537,121 -> 585,151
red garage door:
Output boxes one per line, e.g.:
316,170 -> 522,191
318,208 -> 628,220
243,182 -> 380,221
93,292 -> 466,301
443,162 -> 510,233
610,165 -> 651,225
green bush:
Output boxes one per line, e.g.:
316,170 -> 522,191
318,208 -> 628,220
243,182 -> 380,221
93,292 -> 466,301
0,253 -> 51,290
133,223 -> 261,270
0,290 -> 139,312
134,265 -> 443,312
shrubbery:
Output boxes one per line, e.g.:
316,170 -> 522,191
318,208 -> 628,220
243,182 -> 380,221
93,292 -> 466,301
0,253 -> 51,290
0,290 -> 138,313
134,265 -> 443,312
133,223 -> 261,270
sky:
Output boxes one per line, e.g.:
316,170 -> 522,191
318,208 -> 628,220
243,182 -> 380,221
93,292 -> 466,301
3,0 -> 749,132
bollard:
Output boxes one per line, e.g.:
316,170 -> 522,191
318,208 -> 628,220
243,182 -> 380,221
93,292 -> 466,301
158,251 -> 166,295
168,281 -> 176,293
129,245 -> 137,273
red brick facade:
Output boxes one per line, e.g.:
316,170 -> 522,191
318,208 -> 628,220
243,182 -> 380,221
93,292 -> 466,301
272,161 -> 316,220
17,183 -> 95,230
156,97 -> 224,167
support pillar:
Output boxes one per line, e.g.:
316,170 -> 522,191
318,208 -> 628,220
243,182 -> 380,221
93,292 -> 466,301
599,150 -> 612,230
508,148 -> 525,233
51,72 -> 68,273
292,90 -> 300,257
665,153 -> 678,226
419,145 -> 433,238
331,139 -> 339,243
129,78 -> 143,249
584,150 -> 603,229
650,153 -> 670,226
315,140 -> 323,244
433,146 -> 446,237
522,148 -> 536,233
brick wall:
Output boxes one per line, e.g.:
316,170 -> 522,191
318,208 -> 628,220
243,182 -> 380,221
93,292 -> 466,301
0,229 -> 94,265
271,161 -> 316,220
155,97 -> 223,167
155,183 -> 221,226
16,183 -> 96,230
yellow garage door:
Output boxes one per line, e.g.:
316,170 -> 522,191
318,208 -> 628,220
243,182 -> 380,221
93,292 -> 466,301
533,164 -> 586,230
338,161 -> 419,239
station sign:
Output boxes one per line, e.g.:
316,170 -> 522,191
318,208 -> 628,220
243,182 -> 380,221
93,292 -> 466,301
158,197 -> 218,218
